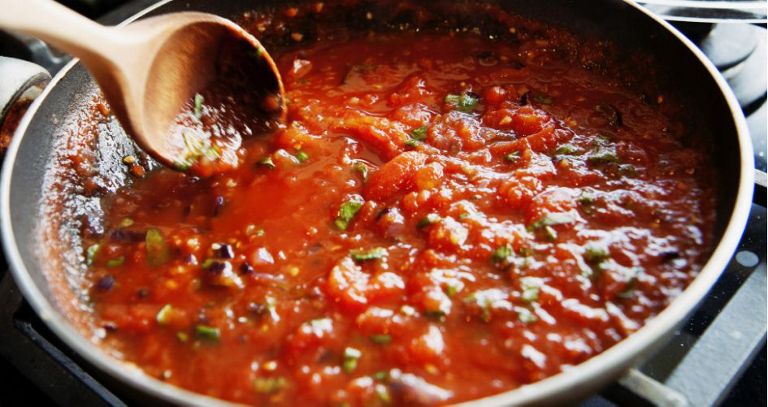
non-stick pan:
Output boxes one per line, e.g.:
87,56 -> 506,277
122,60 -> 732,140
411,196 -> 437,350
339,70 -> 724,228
0,0 -> 754,405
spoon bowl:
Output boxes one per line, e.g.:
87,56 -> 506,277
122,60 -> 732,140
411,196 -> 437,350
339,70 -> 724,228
0,1 -> 285,170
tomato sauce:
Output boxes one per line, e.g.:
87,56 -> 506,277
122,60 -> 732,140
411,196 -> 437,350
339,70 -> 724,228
82,16 -> 715,406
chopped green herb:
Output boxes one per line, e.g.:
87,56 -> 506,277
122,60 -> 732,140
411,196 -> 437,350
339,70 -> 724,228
193,93 -> 204,119
106,256 -> 125,268
578,191 -> 597,205
254,376 -> 287,394
584,245 -> 610,265
335,196 -> 365,230
520,277 -> 542,303
445,281 -> 462,297
618,288 -> 634,299
353,162 -> 369,181
464,289 -> 510,323
373,370 -> 389,381
445,92 -> 479,113
183,133 -> 209,158
529,212 -> 575,230
505,151 -> 521,163
146,228 -> 170,267
410,126 -> 427,140
86,243 -> 100,266
119,218 -> 134,227
404,139 -> 420,148
259,156 -> 276,169
532,93 -> 553,104
543,225 -> 558,241
370,334 -> 392,345
194,324 -> 220,341
618,268 -> 641,298
517,307 -> 538,324
156,304 -> 173,325
201,258 -> 216,269
176,331 -> 189,342
404,125 -> 428,147
342,347 -> 362,373
587,149 -> 618,164
294,150 -> 309,163
417,213 -> 441,229
491,245 -> 514,265
350,247 -> 387,262
587,138 -> 619,165
518,247 -> 533,257
375,384 -> 392,404
522,286 -> 540,302
556,144 -> 578,155
177,132 -> 220,169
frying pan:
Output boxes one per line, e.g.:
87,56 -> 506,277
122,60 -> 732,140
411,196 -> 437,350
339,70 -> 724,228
0,0 -> 754,405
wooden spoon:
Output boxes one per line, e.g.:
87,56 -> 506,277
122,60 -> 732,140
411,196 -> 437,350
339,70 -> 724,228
0,0 -> 285,170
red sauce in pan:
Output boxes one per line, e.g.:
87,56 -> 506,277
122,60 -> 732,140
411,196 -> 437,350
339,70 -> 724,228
82,28 -> 715,405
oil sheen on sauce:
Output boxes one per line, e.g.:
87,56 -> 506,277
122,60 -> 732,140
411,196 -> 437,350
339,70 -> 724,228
83,30 -> 715,406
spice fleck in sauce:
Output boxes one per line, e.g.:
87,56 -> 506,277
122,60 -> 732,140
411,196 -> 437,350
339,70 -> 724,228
83,29 -> 715,405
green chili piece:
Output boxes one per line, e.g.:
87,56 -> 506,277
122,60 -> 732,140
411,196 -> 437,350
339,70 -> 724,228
353,162 -> 369,181
373,370 -> 389,381
556,144 -> 578,155
156,304 -> 173,325
370,334 -> 392,345
445,92 -> 479,113
404,139 -> 420,148
295,150 -> 309,163
417,213 -> 441,229
505,151 -> 520,163
350,247 -> 387,262
491,245 -> 514,265
342,347 -> 362,373
86,243 -> 100,266
254,376 -> 287,394
194,324 -> 220,342
528,212 -> 575,231
146,228 -> 170,267
410,126 -> 427,140
106,256 -> 125,268
375,384 -> 392,404
517,307 -> 538,324
193,93 -> 204,119
405,125 -> 428,147
335,196 -> 364,230
584,245 -> 610,265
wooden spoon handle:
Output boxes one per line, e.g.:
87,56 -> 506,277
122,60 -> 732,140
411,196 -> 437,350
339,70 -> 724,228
0,0 -> 115,61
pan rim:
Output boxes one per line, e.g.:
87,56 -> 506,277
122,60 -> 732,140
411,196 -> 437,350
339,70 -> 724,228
0,0 -> 755,405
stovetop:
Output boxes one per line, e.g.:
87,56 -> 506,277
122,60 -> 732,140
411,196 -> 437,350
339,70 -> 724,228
0,1 -> 765,406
